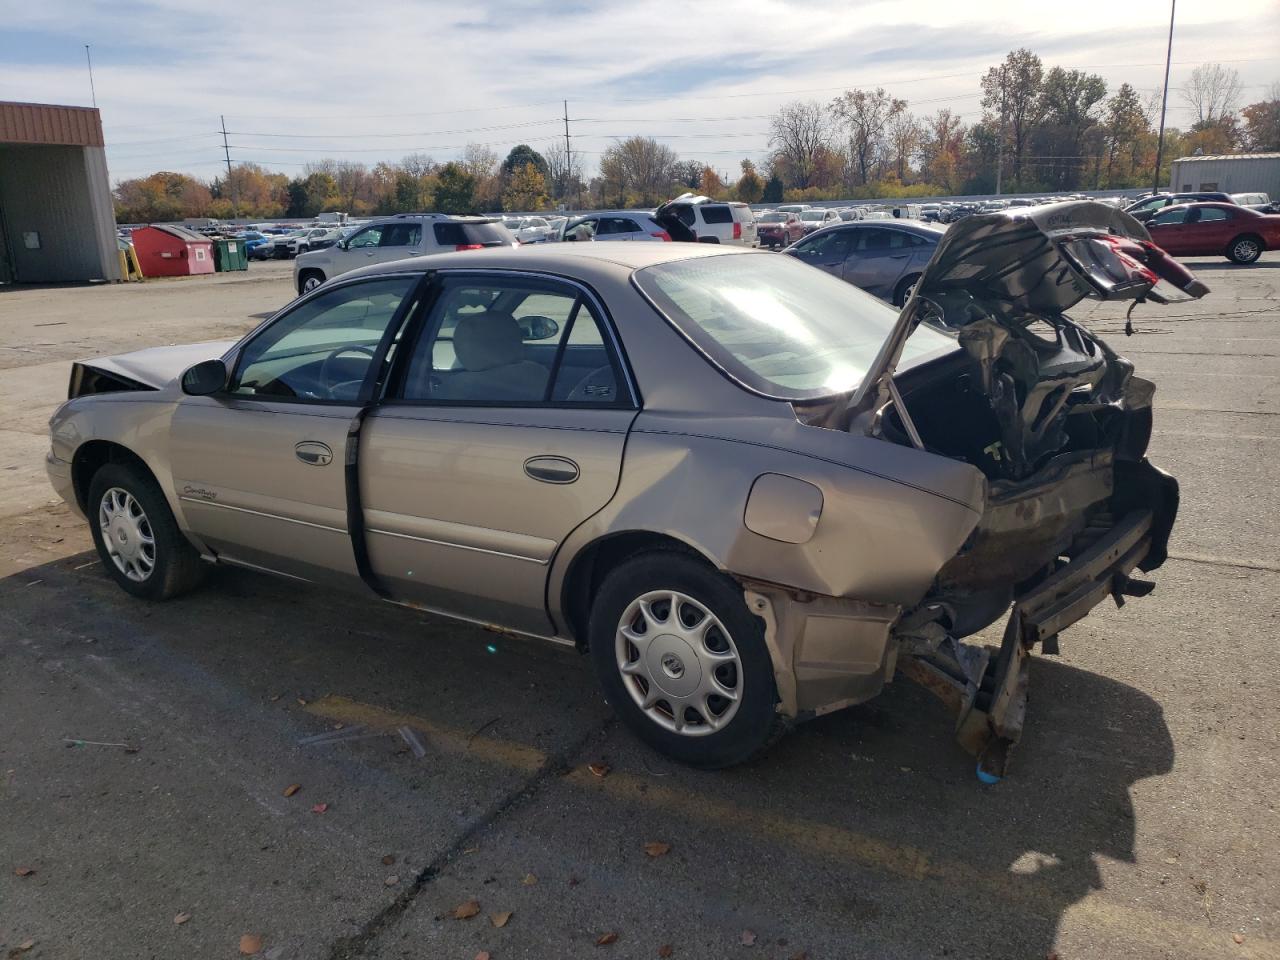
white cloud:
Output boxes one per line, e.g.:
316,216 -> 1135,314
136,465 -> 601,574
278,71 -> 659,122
1,0 -> 1275,181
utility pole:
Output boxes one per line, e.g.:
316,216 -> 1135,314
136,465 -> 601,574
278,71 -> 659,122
220,115 -> 239,220
84,45 -> 97,108
994,65 -> 1006,195
562,99 -> 578,211
1151,0 -> 1176,195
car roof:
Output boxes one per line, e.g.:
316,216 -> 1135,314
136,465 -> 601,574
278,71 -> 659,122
1159,201 -> 1255,213
339,238 -> 756,283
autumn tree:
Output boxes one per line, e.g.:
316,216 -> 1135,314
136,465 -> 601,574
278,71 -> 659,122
735,159 -> 763,203
671,159 -> 704,188
1034,67 -> 1108,189
434,162 -> 477,214
114,171 -> 211,222
1241,83 -> 1280,151
502,162 -> 550,211
1103,83 -> 1150,187
697,165 -> 725,198
600,136 -> 678,206
919,109 -> 966,193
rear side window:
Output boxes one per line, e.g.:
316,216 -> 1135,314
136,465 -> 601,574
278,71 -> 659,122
700,206 -> 733,225
1196,207 -> 1231,222
380,224 -> 421,247
432,222 -> 510,246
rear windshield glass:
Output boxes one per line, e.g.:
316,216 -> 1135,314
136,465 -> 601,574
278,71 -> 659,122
700,206 -> 733,224
433,221 -> 510,246
759,213 -> 787,222
634,254 -> 955,400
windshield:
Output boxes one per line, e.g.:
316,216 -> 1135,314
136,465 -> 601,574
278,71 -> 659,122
799,211 -> 826,221
634,253 -> 956,400
759,213 -> 787,223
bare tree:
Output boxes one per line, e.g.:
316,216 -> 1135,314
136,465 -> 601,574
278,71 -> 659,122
615,136 -> 678,205
830,88 -> 907,185
543,140 -> 584,204
461,143 -> 499,180
1181,63 -> 1243,126
767,100 -> 832,189
887,110 -> 922,182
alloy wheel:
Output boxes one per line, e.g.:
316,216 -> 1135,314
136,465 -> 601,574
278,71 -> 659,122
99,487 -> 156,582
615,590 -> 743,736
1233,239 -> 1260,262
302,275 -> 323,293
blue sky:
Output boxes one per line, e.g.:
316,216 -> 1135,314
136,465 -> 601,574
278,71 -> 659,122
1,0 -> 1276,182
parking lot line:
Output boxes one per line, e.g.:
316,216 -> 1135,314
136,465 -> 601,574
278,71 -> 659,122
306,696 -> 1272,958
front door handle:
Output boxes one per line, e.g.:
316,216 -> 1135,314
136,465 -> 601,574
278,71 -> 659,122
524,455 -> 579,484
295,441 -> 333,466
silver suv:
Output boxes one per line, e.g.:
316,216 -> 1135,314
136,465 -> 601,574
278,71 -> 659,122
293,214 -> 516,294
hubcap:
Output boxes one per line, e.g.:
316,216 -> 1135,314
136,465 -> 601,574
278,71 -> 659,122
303,276 -> 321,292
98,487 -> 156,582
1235,240 -> 1259,260
615,590 -> 743,737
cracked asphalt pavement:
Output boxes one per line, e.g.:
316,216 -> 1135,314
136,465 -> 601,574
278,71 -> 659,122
1,255 -> 1277,959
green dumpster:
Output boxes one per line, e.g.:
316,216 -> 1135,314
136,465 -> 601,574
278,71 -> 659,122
212,237 -> 248,272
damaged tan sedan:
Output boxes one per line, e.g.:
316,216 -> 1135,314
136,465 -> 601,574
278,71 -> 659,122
47,201 -> 1206,778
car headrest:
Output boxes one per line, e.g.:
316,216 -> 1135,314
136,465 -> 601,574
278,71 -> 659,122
453,311 -> 523,371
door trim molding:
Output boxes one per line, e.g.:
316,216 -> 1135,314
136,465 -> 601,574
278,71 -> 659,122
365,527 -> 548,565
178,496 -> 347,535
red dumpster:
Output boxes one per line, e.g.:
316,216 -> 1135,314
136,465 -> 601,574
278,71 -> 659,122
130,225 -> 215,278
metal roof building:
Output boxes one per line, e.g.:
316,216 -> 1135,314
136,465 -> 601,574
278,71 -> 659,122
0,100 -> 122,283
1168,153 -> 1280,198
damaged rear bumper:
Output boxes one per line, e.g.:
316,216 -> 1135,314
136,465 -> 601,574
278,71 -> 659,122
899,460 -> 1178,779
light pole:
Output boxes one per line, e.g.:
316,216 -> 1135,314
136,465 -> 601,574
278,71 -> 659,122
1151,0 -> 1176,194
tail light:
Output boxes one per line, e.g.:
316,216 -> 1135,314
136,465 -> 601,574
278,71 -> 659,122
733,222 -> 742,240
455,243 -> 485,251
651,230 -> 672,241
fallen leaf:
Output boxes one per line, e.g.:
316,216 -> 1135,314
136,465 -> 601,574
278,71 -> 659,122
13,940 -> 35,953
596,932 -> 619,946
239,933 -> 263,955
269,694 -> 282,702
282,784 -> 301,798
1233,933 -> 1246,944
658,945 -> 673,958
475,953 -> 491,960
384,875 -> 400,887
490,911 -> 512,928
311,803 -> 328,814
454,899 -> 482,920
643,841 -> 671,858
741,929 -> 758,946
588,762 -> 611,778
13,866 -> 35,877
296,698 -> 308,706
382,854 -> 396,866
522,873 -> 537,886
173,911 -> 192,925
462,846 -> 480,855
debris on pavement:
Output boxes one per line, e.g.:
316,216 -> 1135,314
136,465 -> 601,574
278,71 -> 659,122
381,854 -> 396,866
521,873 -> 537,885
596,932 -> 619,946
311,802 -> 328,814
384,875 -> 399,887
397,725 -> 428,758
173,911 -> 191,925
239,932 -> 263,955
741,930 -> 758,946
282,784 -> 301,798
490,911 -> 512,928
588,762 -> 611,778
13,866 -> 35,877
658,945 -> 673,957
454,899 -> 481,920
643,841 -> 671,858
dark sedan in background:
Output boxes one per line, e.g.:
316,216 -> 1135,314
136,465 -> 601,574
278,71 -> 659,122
784,221 -> 945,305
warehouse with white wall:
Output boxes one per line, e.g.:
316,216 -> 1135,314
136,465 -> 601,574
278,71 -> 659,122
1168,153 -> 1280,198
0,101 -> 122,284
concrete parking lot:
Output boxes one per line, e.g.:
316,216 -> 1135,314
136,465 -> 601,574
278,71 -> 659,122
1,254 -> 1277,960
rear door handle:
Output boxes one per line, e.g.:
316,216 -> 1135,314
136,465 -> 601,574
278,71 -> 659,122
524,456 -> 579,484
295,441 -> 333,466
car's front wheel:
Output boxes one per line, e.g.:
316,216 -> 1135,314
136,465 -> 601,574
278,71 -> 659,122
298,269 -> 325,295
589,552 -> 781,768
88,462 -> 206,601
1226,234 -> 1263,264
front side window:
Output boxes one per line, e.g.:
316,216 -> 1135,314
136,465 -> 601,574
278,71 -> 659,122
231,276 -> 418,402
634,253 -> 955,400
398,277 -> 624,405
1151,208 -> 1190,225
348,226 -> 383,248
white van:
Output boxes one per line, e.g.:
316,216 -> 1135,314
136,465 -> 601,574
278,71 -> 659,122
654,194 -> 758,246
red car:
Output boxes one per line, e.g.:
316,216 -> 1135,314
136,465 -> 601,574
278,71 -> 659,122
1146,202 -> 1280,264
755,212 -> 806,249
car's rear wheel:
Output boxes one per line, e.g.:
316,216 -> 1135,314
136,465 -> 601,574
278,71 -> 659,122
1226,234 -> 1263,264
298,269 -> 325,295
88,462 -> 206,601
589,552 -> 781,768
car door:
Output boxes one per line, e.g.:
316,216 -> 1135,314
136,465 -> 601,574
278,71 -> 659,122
1183,205 -> 1236,253
841,227 -> 912,299
360,272 -> 637,636
598,217 -> 640,241
168,274 -> 423,585
787,228 -> 854,276
1146,207 -> 1193,254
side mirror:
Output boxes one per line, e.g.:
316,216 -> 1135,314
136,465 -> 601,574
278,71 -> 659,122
181,358 -> 228,396
518,315 -> 560,341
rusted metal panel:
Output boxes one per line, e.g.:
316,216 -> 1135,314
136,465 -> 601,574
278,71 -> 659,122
0,101 -> 104,147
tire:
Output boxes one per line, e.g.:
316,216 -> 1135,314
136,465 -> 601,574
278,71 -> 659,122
1226,234 -> 1263,264
88,462 -> 206,601
588,551 -> 782,768
894,273 -> 922,307
298,270 -> 325,295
